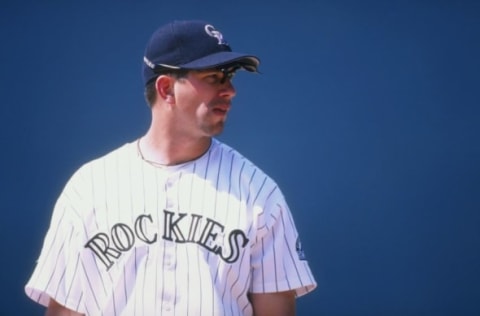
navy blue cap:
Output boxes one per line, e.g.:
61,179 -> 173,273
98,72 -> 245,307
143,20 -> 260,85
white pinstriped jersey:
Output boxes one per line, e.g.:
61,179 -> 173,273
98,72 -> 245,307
25,138 -> 316,315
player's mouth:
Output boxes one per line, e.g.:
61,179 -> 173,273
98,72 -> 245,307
211,103 -> 231,116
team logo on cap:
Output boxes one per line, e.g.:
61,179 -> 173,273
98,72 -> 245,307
205,24 -> 228,45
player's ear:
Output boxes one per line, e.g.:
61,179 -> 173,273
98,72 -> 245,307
155,75 -> 175,104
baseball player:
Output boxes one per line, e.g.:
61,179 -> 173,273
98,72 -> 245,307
25,20 -> 317,315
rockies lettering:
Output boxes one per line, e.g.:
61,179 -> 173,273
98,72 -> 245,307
85,210 -> 249,270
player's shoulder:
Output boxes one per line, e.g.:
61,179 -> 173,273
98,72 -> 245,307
92,141 -> 135,163
71,141 -> 137,178
212,138 -> 259,169
212,138 -> 278,185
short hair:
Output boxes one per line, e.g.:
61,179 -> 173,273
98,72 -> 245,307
144,69 -> 189,107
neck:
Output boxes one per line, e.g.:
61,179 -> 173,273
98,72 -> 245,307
138,129 -> 212,166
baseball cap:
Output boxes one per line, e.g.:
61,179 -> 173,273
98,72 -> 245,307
143,20 -> 260,85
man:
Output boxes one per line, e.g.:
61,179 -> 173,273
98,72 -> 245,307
25,20 -> 316,315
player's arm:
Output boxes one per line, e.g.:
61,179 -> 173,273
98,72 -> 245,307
249,290 -> 296,316
45,298 -> 84,316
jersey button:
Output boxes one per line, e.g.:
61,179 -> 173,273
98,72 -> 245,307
165,259 -> 176,270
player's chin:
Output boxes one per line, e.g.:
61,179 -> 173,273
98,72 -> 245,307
205,121 -> 226,136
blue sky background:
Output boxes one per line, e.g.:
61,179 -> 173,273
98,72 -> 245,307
1,1 -> 479,315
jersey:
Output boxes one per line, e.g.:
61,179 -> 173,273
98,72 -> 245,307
25,138 -> 317,315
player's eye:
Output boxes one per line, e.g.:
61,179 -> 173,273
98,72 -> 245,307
201,66 -> 239,85
204,72 -> 224,84
221,69 -> 236,83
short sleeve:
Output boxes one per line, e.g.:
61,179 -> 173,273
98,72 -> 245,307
25,170 -> 87,313
250,187 -> 317,297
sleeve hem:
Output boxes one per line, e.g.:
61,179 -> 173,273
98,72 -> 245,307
24,285 -> 85,313
249,280 -> 317,297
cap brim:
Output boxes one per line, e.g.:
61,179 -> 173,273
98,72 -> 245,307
179,51 -> 260,72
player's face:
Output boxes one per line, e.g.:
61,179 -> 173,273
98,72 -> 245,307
172,68 -> 237,137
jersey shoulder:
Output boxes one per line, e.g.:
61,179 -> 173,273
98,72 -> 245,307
211,139 -> 282,196
61,141 -> 137,195
75,141 -> 137,174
